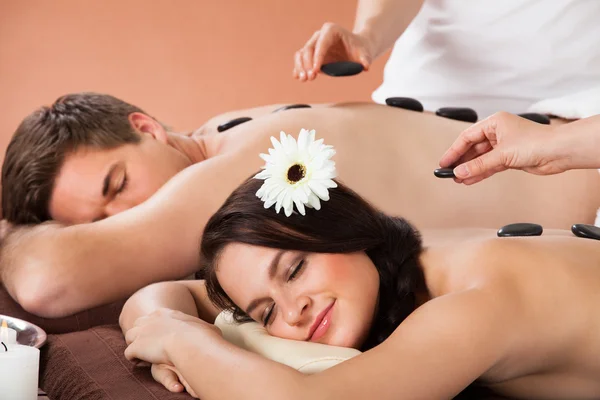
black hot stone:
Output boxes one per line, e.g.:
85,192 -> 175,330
497,223 -> 543,237
433,168 -> 456,178
518,113 -> 551,125
320,61 -> 364,77
217,117 -> 252,133
273,104 -> 312,113
571,224 -> 600,241
435,107 -> 478,123
385,97 -> 424,112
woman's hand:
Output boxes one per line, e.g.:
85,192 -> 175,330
151,363 -> 199,398
293,22 -> 375,82
124,308 -> 221,366
439,112 -> 568,185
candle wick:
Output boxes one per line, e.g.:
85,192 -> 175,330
1,341 -> 7,352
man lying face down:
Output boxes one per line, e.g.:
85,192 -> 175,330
1,92 -> 599,318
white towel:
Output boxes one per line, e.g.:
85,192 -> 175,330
528,86 -> 600,120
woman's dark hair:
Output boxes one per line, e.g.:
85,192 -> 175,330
200,177 -> 424,350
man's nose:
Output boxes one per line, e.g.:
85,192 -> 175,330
281,295 -> 310,326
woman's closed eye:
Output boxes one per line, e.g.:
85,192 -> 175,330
262,303 -> 275,327
262,259 -> 307,326
288,259 -> 305,281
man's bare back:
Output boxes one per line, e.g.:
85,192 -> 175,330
4,102 -> 599,318
199,102 -> 600,228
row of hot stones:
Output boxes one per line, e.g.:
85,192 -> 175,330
216,98 -> 550,133
217,97 -> 550,181
218,62 -> 593,239
498,223 -> 600,241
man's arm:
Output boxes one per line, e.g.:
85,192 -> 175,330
1,151 -> 262,318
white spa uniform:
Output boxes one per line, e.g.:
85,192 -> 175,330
372,0 -> 600,119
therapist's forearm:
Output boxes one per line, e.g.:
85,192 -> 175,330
353,0 -> 424,59
554,115 -> 600,170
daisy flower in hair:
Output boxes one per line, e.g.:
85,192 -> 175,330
254,128 -> 337,217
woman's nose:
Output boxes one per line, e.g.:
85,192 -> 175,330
105,197 -> 138,217
281,295 -> 310,326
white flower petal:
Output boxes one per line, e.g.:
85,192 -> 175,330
264,197 -> 277,209
310,178 -> 337,189
266,183 -> 286,201
322,179 -> 338,189
285,134 -> 298,155
292,190 -> 307,215
297,129 -> 307,146
312,168 -> 336,180
271,136 -> 283,152
254,129 -> 336,216
307,192 -> 321,210
293,198 -> 306,215
256,184 -> 267,199
293,187 -> 309,203
254,170 -> 271,180
282,191 -> 294,217
274,189 -> 288,213
308,180 -> 330,201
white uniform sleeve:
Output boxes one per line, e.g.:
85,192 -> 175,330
527,86 -> 600,120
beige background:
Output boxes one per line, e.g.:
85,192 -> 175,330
0,0 -> 389,165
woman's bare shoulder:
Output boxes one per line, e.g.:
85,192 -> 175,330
424,237 -> 545,296
426,233 -> 600,297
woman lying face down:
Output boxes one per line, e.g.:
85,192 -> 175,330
123,135 -> 600,399
201,177 -> 425,351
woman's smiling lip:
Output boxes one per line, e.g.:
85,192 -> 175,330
309,301 -> 336,342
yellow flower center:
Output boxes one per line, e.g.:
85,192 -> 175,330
286,163 -> 306,184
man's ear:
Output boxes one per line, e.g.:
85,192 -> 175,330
128,112 -> 168,144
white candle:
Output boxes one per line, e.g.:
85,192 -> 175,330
0,320 -> 17,345
0,343 -> 40,400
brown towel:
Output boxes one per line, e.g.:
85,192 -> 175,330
40,324 -> 194,400
0,284 -> 125,334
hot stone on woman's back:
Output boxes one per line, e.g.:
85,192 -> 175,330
497,223 -> 543,237
571,224 -> 600,241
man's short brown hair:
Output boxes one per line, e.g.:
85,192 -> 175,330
1,93 -> 147,224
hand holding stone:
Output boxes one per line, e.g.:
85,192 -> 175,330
438,112 -> 565,185
293,22 -> 373,82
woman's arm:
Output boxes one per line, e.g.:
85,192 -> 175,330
127,286 -> 519,400
119,280 -> 220,335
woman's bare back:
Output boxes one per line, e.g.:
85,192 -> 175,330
422,229 -> 600,398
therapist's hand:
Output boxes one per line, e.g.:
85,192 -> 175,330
439,112 -> 568,185
293,22 -> 374,82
